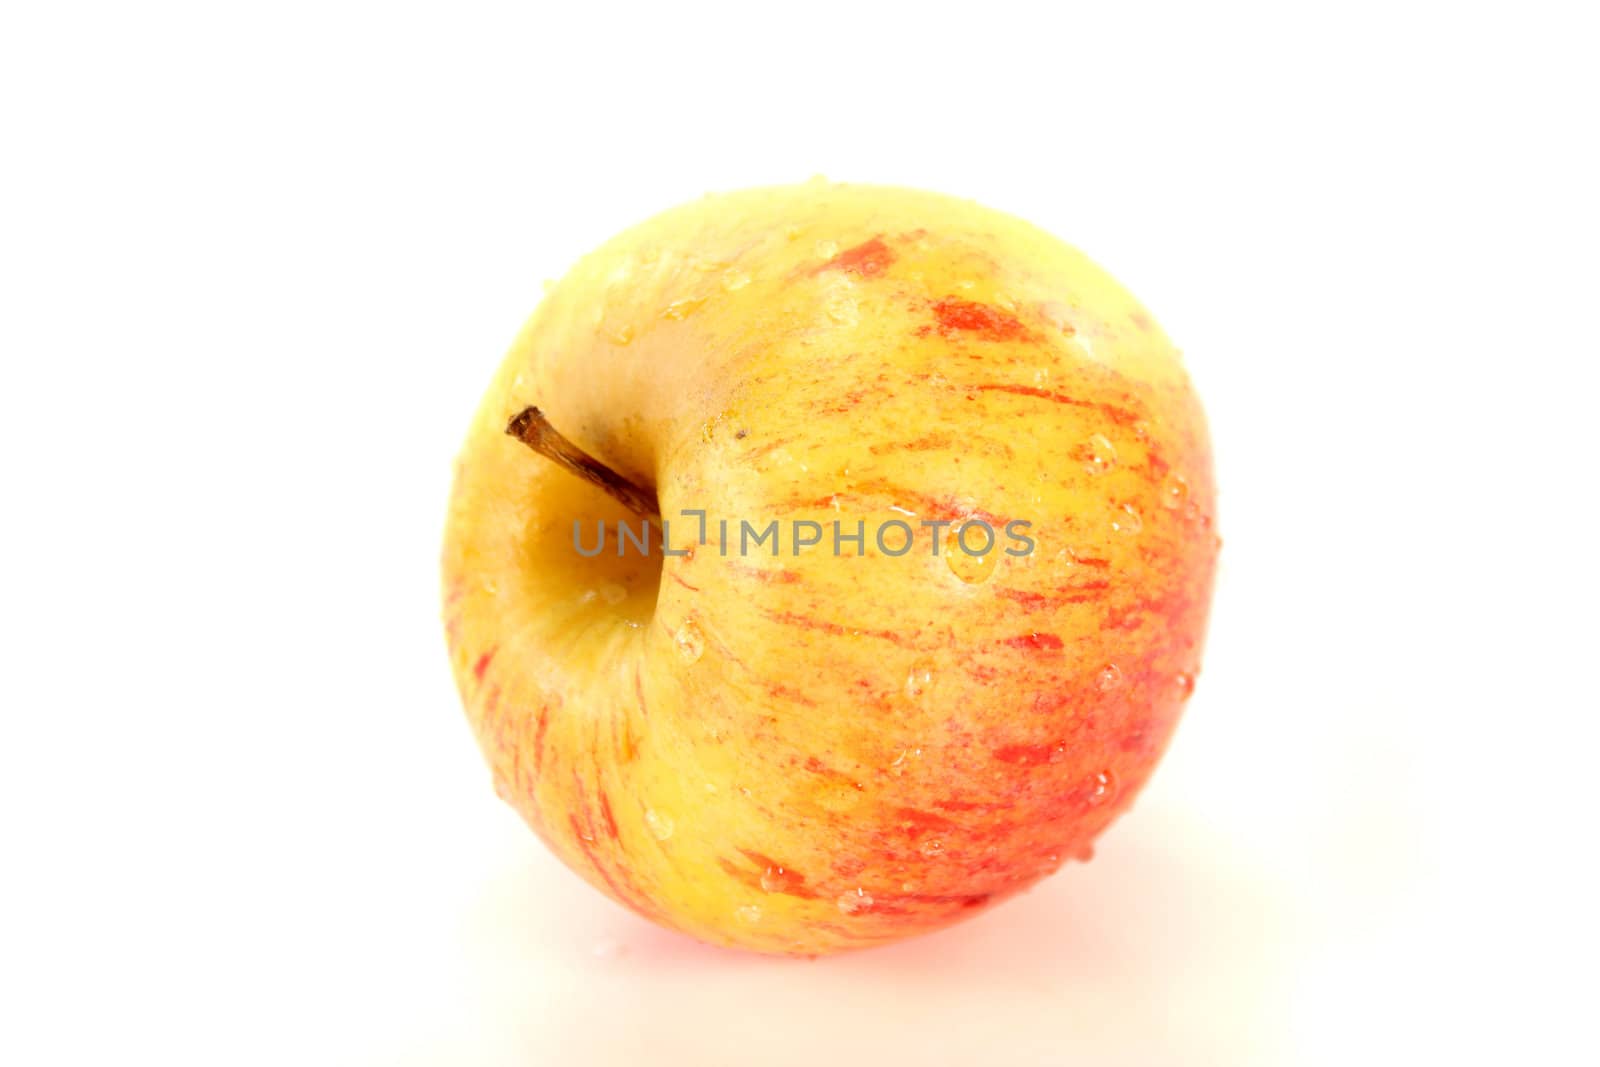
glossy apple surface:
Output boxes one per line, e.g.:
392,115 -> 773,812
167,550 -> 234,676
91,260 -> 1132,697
442,181 -> 1217,954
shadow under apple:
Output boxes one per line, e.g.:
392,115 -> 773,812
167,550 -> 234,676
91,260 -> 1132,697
428,799 -> 1298,1066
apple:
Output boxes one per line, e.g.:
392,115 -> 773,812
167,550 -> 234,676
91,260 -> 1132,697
442,180 -> 1217,955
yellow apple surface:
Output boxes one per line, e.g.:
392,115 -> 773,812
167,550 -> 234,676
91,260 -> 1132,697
442,180 -> 1217,955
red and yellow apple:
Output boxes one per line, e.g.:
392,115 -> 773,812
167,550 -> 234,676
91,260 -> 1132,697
442,180 -> 1217,955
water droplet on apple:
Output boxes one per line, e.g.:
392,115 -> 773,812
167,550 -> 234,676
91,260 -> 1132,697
836,889 -> 874,915
1039,300 -> 1076,335
825,292 -> 859,327
904,659 -> 938,700
661,297 -> 705,320
605,259 -> 635,287
1097,664 -> 1123,691
759,863 -> 804,894
644,809 -> 675,840
919,839 -> 945,858
721,268 -> 751,292
1175,672 -> 1196,699
735,903 -> 763,924
889,746 -> 923,776
1111,504 -> 1142,536
946,548 -> 998,584
1161,472 -> 1190,509
1071,841 -> 1096,862
599,582 -> 627,606
1084,770 -> 1118,807
1085,433 -> 1117,474
493,776 -> 513,803
608,324 -> 635,346
945,528 -> 1000,584
673,620 -> 705,664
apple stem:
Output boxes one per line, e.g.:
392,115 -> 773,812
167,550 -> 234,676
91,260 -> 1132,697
505,406 -> 660,521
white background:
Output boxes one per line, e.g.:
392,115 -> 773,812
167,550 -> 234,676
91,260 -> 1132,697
3,2 -> 1597,1064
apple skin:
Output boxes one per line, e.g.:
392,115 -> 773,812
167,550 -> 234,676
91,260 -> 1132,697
442,181 -> 1217,955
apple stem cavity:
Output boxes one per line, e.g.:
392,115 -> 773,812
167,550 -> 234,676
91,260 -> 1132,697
505,406 -> 660,522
